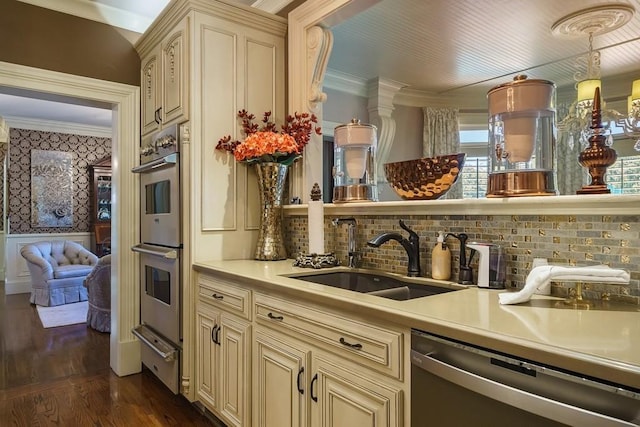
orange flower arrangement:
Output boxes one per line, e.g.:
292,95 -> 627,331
216,110 -> 321,166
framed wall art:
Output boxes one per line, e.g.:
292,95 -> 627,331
31,149 -> 73,227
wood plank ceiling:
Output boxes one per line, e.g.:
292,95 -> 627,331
325,0 -> 640,105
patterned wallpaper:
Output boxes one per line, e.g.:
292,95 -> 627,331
8,128 -> 111,234
285,213 -> 640,305
0,144 -> 5,231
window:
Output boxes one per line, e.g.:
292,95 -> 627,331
459,129 -> 489,198
607,156 -> 640,194
461,157 -> 489,198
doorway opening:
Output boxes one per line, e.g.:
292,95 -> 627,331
0,61 -> 140,376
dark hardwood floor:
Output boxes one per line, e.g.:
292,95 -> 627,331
0,287 -> 214,426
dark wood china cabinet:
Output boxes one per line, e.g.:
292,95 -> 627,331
89,156 -> 112,257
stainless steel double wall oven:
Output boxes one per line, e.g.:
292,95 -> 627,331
132,123 -> 184,394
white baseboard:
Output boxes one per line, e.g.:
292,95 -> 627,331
111,337 -> 142,377
5,279 -> 31,295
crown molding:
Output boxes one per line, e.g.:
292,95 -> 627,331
323,69 -> 369,97
250,0 -> 295,14
15,0 -> 162,33
324,69 -> 491,109
3,116 -> 112,138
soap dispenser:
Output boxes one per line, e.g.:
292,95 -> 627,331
466,242 -> 506,288
431,232 -> 451,280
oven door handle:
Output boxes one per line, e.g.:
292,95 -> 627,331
132,326 -> 178,362
131,152 -> 177,173
410,350 -> 635,427
132,244 -> 177,259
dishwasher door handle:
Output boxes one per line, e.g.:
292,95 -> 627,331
411,350 -> 635,427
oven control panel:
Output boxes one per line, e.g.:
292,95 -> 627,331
140,123 -> 179,165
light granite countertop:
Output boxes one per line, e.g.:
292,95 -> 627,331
193,259 -> 640,390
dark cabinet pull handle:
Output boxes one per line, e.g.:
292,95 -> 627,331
267,312 -> 284,321
212,293 -> 224,300
157,107 -> 163,123
154,108 -> 161,124
310,373 -> 318,402
211,325 -> 218,344
297,367 -> 304,395
215,325 -> 221,345
339,337 -> 363,350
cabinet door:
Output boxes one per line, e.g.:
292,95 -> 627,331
311,355 -> 403,427
95,172 -> 112,223
219,312 -> 251,427
161,18 -> 189,126
141,47 -> 161,136
253,327 -> 310,427
196,305 -> 221,410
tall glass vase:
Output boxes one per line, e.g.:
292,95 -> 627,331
254,162 -> 288,260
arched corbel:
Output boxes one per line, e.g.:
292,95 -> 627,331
291,25 -> 333,202
307,26 -> 333,110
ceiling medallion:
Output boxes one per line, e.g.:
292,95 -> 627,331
551,4 -> 635,38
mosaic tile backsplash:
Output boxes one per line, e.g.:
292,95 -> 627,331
285,214 -> 640,305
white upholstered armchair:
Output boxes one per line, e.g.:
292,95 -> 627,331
20,241 -> 98,307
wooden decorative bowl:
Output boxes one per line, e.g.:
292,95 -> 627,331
384,153 -> 466,200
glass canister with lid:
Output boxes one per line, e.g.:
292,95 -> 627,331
332,118 -> 378,202
486,75 -> 558,197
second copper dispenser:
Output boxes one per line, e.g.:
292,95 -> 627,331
486,75 -> 558,197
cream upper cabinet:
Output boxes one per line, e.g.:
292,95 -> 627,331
140,17 -> 189,136
193,8 -> 286,255
196,275 -> 251,427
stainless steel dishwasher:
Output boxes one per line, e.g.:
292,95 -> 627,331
411,329 -> 640,426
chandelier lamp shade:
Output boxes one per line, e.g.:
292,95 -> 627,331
577,79 -> 601,104
552,4 -> 640,150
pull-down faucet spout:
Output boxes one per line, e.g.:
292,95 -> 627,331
367,220 -> 421,277
332,217 -> 361,268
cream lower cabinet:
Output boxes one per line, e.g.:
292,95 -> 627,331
253,292 -> 406,427
196,275 -> 252,427
196,272 -> 408,427
253,327 -> 310,427
311,354 -> 403,427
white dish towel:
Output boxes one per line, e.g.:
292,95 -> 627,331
498,264 -> 630,305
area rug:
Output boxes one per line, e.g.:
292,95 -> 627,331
36,301 -> 88,328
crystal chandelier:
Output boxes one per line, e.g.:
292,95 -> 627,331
552,5 -> 638,149
616,79 -> 640,150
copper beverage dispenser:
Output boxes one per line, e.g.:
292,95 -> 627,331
332,119 -> 378,202
487,75 -> 558,197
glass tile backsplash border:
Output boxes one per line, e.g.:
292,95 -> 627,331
284,214 -> 640,305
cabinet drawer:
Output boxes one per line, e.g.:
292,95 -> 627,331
198,274 -> 251,320
254,292 -> 403,380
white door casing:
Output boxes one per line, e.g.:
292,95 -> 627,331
0,61 -> 141,377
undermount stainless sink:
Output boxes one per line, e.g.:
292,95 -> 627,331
285,270 -> 461,301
